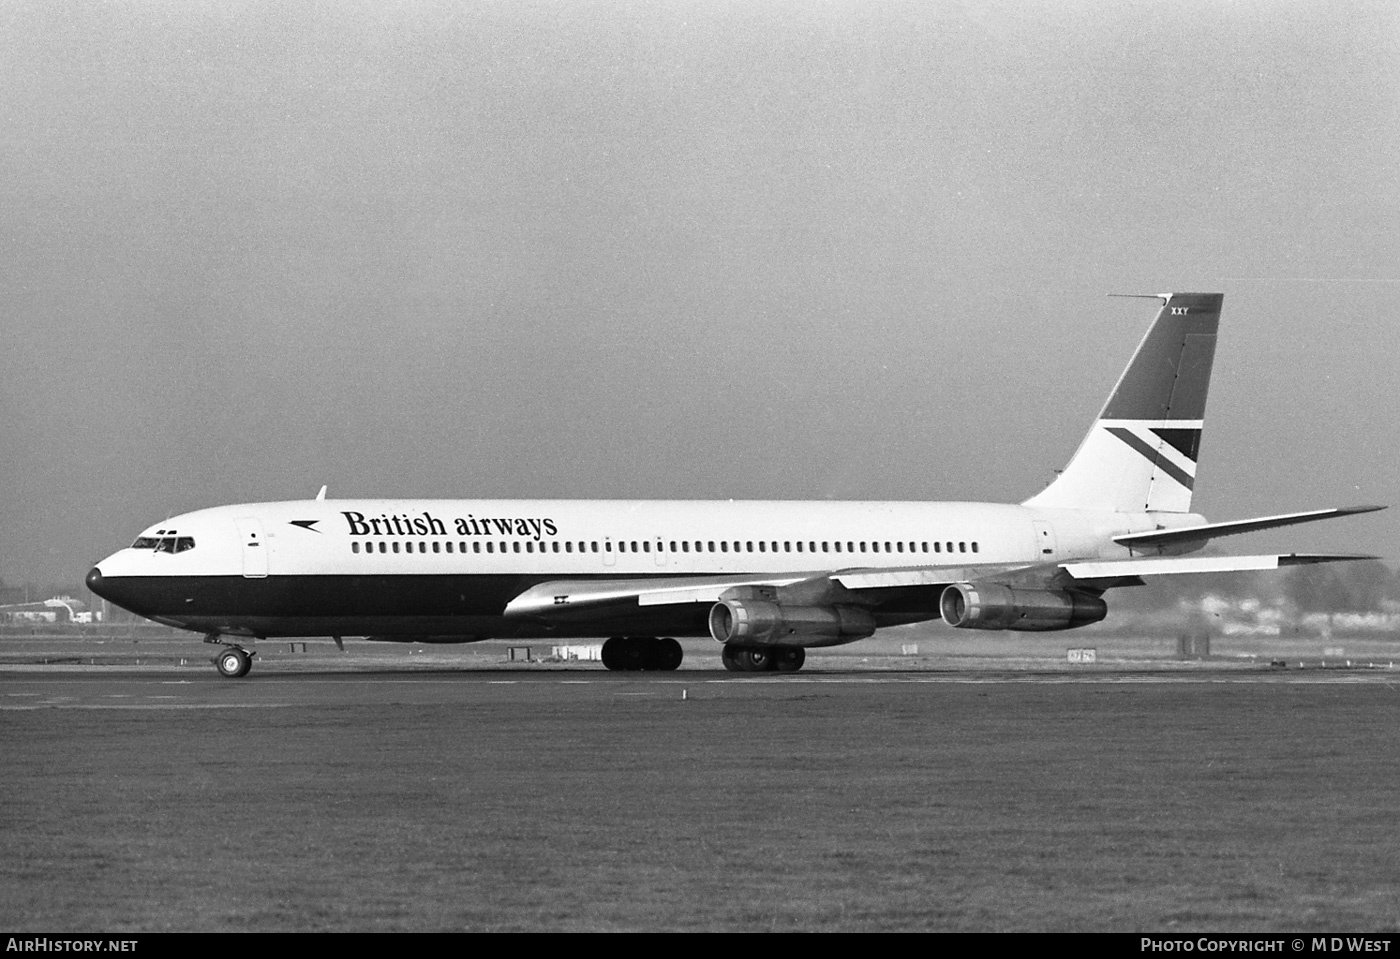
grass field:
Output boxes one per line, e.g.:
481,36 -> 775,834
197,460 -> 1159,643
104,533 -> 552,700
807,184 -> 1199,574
4,665 -> 1400,931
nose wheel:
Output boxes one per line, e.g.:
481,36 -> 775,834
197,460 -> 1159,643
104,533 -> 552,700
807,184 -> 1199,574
206,636 -> 255,678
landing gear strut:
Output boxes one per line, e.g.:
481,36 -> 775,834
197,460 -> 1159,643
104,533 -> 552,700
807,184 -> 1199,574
721,644 -> 805,673
601,636 -> 684,671
206,634 -> 255,678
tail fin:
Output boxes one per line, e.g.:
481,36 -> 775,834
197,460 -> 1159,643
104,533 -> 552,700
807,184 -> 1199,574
1022,292 -> 1223,513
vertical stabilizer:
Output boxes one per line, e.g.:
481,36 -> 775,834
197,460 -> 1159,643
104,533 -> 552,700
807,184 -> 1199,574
1022,293 -> 1222,513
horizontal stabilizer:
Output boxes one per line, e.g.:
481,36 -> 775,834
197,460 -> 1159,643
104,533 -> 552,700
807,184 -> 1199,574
1063,552 -> 1378,586
1113,505 -> 1386,550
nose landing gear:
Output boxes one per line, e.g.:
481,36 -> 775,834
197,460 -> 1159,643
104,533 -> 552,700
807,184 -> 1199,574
205,634 -> 256,678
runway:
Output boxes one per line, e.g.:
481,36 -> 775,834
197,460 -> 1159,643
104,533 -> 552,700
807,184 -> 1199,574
4,658 -> 1400,931
4,660 -> 1399,711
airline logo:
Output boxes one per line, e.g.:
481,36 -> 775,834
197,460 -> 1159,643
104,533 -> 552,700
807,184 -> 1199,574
341,511 -> 559,541
1100,419 -> 1201,491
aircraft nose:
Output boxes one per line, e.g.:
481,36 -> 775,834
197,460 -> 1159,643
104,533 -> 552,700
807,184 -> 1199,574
86,566 -> 109,600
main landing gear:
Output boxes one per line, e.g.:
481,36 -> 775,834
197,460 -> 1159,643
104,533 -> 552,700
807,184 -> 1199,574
721,644 -> 805,673
601,636 -> 684,671
206,634 -> 255,678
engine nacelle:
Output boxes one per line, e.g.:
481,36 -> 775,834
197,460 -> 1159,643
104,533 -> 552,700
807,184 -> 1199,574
939,583 -> 1108,631
708,598 -> 877,648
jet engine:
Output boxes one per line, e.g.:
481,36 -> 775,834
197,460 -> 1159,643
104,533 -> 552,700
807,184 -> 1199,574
708,598 -> 876,648
939,582 -> 1107,631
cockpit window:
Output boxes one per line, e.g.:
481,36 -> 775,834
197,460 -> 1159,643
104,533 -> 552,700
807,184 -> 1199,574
134,536 -> 195,553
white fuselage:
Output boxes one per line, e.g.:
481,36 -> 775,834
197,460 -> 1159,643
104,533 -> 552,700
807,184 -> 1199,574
88,498 -> 1203,641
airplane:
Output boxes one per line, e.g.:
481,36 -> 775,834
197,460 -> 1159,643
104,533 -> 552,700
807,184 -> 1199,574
86,292 -> 1384,678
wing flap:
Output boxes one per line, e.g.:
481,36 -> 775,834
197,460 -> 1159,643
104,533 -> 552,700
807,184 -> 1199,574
832,564 -> 1021,590
503,574 -> 814,617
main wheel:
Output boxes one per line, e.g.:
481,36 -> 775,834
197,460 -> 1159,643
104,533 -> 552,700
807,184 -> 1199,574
215,647 -> 252,678
602,636 -> 649,671
772,647 -> 805,672
654,637 -> 684,671
721,645 -> 773,672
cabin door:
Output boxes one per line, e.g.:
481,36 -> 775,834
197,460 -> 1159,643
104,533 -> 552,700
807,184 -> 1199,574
237,518 -> 268,578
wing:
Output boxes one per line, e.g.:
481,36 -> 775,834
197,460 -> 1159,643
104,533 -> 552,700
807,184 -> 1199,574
503,573 -> 818,618
503,551 -> 1379,627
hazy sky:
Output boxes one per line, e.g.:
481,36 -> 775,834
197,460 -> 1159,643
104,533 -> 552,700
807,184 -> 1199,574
3,1 -> 1397,585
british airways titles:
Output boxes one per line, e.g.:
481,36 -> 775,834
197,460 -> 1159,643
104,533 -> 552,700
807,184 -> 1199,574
342,511 -> 559,541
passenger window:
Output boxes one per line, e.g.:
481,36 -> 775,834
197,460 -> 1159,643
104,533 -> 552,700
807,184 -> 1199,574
642,542 -> 650,553
392,542 -> 400,554
972,542 -> 979,553
959,542 -> 966,553
796,542 -> 803,552
352,542 -> 360,554
473,543 -> 481,554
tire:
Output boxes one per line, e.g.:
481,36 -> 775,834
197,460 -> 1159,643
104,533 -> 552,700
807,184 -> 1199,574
215,647 -> 251,678
655,638 -> 684,671
773,647 -> 805,672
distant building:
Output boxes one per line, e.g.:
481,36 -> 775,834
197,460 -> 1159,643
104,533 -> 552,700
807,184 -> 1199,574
0,596 -> 98,624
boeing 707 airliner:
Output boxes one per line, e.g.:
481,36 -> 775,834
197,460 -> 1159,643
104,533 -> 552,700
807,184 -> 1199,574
86,293 -> 1383,677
